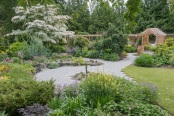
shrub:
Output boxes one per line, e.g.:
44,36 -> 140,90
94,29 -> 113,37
90,33 -> 127,55
50,45 -> 66,53
80,47 -> 88,57
0,53 -> 8,61
91,41 -> 103,51
115,100 -> 169,115
59,94 -> 87,115
60,83 -> 80,98
73,48 -> 88,57
7,42 -> 26,57
74,36 -> 89,50
153,44 -> 172,65
0,64 -> 10,73
74,50 -> 81,57
111,34 -> 128,54
6,63 -> 35,80
124,45 -> 137,53
47,61 -> 59,69
0,80 -> 54,115
21,42 -> 50,60
169,54 -> 174,66
165,38 -> 174,47
116,79 -> 157,104
86,50 -> 100,58
48,94 -> 87,116
135,54 -> 154,67
46,73 -> 167,115
72,57 -> 85,65
102,37 -> 112,49
48,97 -> 62,110
18,103 -> 51,116
153,56 -> 167,67
120,51 -> 128,59
144,44 -> 153,50
101,53 -> 119,61
80,73 -> 120,107
149,45 -> 156,51
11,57 -> 20,63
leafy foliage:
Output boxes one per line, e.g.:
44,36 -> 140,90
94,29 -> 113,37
124,0 -> 141,32
90,33 -> 128,58
72,57 -> 85,65
18,103 -> 51,116
17,0 -> 55,8
47,61 -> 59,69
0,54 -> 8,61
135,54 -> 154,67
80,73 -> 120,107
0,37 -> 8,51
124,45 -> 137,53
6,63 -> 34,80
86,50 -> 100,58
73,36 -> 89,50
135,0 -> 174,33
7,42 -> 26,57
135,38 -> 174,67
48,73 -> 168,115
153,44 -> 173,66
0,111 -> 8,116
0,80 -> 54,115
111,100 -> 169,116
169,54 -> 174,66
0,0 -> 17,35
21,42 -> 50,60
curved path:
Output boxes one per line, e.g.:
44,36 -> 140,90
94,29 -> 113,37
35,53 -> 137,86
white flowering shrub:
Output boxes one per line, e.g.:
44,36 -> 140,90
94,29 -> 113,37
6,4 -> 74,43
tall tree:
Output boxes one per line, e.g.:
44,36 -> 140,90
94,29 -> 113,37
124,0 -> 141,33
0,0 -> 17,35
17,0 -> 55,8
89,1 -> 116,34
60,0 -> 90,33
135,0 -> 174,33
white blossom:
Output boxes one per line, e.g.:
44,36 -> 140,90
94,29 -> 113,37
6,4 -> 74,43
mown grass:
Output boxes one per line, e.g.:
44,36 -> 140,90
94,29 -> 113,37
123,65 -> 174,115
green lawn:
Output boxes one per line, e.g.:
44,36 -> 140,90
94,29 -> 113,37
123,65 -> 174,115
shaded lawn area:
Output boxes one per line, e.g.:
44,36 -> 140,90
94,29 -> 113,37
123,65 -> 174,115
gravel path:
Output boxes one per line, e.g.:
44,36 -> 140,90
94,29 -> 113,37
35,53 -> 137,86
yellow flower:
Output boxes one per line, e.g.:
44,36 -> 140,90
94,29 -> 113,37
0,51 -> 7,55
0,75 -> 9,80
0,65 -> 10,72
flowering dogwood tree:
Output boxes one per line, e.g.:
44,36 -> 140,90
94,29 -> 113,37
6,4 -> 74,43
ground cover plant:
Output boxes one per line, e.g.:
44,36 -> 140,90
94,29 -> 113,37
123,65 -> 174,115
